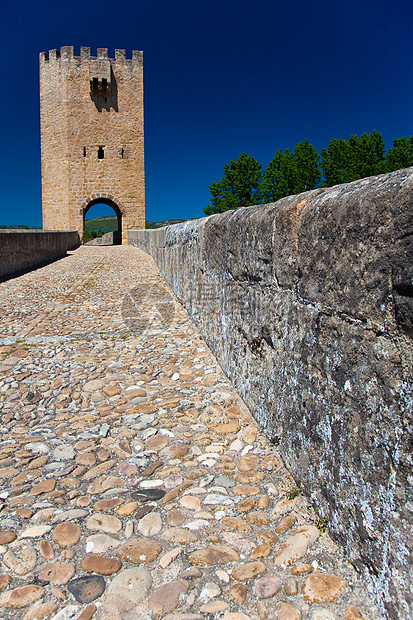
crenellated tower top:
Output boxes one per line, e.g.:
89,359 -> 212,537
39,46 -> 143,65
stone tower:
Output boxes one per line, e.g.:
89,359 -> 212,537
39,46 -> 145,244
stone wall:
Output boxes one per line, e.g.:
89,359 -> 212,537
128,167 -> 413,619
0,230 -> 79,280
84,231 -> 120,246
39,46 -> 145,243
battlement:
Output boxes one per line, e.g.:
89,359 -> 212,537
39,46 -> 143,65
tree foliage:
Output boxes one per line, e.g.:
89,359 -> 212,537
385,136 -> 413,172
321,130 -> 386,186
83,229 -> 97,241
260,149 -> 293,203
204,153 -> 262,215
293,140 -> 321,194
320,137 -> 351,186
204,130 -> 413,214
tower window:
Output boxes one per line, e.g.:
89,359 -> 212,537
121,148 -> 124,159
98,146 -> 105,160
83,147 -> 87,157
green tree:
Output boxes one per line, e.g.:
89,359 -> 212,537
83,229 -> 97,242
351,130 -> 386,179
260,149 -> 281,203
320,137 -> 350,186
385,136 -> 413,172
321,130 -> 385,187
260,149 -> 295,202
260,140 -> 320,203
203,153 -> 262,215
293,139 -> 321,193
203,129 -> 413,216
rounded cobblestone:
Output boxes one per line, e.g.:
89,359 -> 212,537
0,246 -> 379,620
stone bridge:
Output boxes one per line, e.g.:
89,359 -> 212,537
0,168 -> 412,619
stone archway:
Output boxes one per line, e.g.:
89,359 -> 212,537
81,195 -> 125,244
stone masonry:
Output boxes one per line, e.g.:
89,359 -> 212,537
39,46 -> 145,244
0,231 -> 79,280
0,246 -> 379,619
129,168 -> 413,619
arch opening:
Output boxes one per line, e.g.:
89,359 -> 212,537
83,200 -> 122,245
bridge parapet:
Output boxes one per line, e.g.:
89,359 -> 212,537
129,167 -> 413,620
0,230 -> 79,280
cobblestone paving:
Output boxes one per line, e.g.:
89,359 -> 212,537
0,246 -> 380,620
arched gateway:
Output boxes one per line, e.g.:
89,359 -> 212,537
82,195 -> 124,245
39,46 -> 145,244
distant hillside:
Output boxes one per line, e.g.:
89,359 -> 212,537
84,216 -> 117,233
0,217 -> 196,232
145,218 -> 194,229
85,216 -> 195,231
0,225 -> 42,229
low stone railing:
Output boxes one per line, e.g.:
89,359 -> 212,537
0,230 -> 79,280
129,167 -> 413,619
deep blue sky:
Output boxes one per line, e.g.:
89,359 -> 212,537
1,0 -> 412,226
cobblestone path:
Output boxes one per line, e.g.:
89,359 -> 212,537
0,246 -> 379,620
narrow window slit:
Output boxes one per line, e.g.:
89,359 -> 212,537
98,146 -> 105,160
